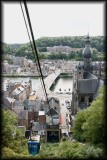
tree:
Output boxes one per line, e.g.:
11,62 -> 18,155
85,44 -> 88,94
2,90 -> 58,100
73,86 -> 105,145
1,109 -> 30,158
2,109 -> 17,147
82,87 -> 105,144
73,109 -> 87,142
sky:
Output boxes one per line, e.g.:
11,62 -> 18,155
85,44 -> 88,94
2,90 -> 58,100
2,2 -> 105,44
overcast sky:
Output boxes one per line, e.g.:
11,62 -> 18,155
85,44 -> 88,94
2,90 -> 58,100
2,2 -> 105,44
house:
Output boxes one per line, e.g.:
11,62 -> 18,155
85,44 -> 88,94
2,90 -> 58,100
45,108 -> 60,142
44,97 -> 60,114
13,100 -> 24,114
38,111 -> 46,124
47,45 -> 72,53
7,79 -> 32,100
32,122 -> 46,137
21,80 -> 32,98
11,65 -> 20,75
6,65 -> 13,74
13,57 -> 28,67
18,110 -> 28,129
12,85 -> 26,101
23,97 -> 42,111
23,96 -> 61,141
44,97 -> 61,142
92,61 -> 106,80
23,97 -> 43,129
2,61 -> 10,73
2,96 -> 16,110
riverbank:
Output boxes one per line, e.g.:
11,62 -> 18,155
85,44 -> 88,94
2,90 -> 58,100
2,74 -> 47,78
59,73 -> 73,78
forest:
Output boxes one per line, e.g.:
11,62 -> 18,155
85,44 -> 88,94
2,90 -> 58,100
2,36 -> 105,62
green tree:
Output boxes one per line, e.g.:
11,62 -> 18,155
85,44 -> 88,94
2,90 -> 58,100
73,109 -> 87,142
2,109 -> 30,158
73,87 -> 105,145
82,87 -> 105,144
2,109 -> 17,147
92,48 -> 99,61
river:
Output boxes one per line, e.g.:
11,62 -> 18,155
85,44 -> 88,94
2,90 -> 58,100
2,76 -> 73,93
50,77 -> 73,93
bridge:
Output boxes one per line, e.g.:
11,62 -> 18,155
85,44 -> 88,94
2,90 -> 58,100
34,69 -> 61,100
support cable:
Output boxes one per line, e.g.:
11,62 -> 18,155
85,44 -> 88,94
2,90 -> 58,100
20,1 -> 46,98
22,1 -> 53,123
23,1 -> 49,103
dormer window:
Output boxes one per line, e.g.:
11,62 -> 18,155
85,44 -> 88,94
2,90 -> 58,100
54,106 -> 56,110
81,96 -> 85,102
78,67 -> 81,70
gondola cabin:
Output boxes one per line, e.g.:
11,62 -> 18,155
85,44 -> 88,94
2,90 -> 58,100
28,135 -> 40,156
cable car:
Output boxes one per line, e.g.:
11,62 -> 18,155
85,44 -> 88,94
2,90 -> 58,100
27,135 -> 40,156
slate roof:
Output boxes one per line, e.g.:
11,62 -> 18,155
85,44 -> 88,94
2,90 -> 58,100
46,108 -> 59,116
77,62 -> 84,69
92,62 -> 100,70
19,110 -> 28,119
12,88 -> 22,95
32,122 -> 46,131
78,72 -> 104,95
78,78 -> 98,94
6,97 -> 16,103
46,97 -> 60,113
84,72 -> 98,79
48,97 -> 59,103
23,99 -> 42,111
2,97 -> 12,108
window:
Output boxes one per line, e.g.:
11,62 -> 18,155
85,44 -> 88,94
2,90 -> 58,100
78,67 -> 81,70
81,96 -> 85,102
89,96 -> 93,103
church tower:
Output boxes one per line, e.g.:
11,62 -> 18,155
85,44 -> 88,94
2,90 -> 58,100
83,34 -> 92,73
76,62 -> 84,79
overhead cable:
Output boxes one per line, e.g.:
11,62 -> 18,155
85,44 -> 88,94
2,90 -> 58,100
20,1 -> 46,98
23,1 -> 49,103
20,1 -> 53,121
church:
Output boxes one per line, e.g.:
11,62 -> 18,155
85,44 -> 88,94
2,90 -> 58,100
72,34 -> 104,115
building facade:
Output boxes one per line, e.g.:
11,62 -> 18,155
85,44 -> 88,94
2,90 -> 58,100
72,34 -> 104,115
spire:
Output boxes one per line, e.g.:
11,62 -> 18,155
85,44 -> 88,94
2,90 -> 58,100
86,33 -> 90,45
86,23 -> 90,45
